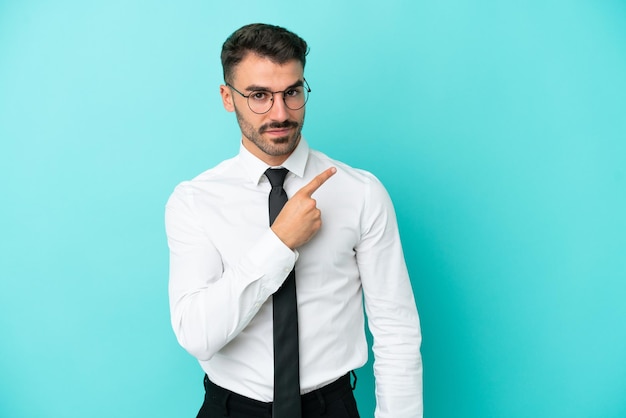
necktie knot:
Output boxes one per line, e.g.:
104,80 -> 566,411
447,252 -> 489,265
265,168 -> 289,188
266,168 -> 289,226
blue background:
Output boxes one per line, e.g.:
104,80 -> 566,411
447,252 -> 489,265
1,1 -> 625,417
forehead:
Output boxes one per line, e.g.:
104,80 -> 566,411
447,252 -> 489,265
231,53 -> 304,89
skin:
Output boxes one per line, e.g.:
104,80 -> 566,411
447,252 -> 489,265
219,53 -> 336,250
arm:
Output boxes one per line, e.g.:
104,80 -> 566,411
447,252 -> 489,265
165,184 -> 295,361
165,169 -> 335,362
356,176 -> 423,418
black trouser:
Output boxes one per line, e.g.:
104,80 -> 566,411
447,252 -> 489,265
197,373 -> 360,418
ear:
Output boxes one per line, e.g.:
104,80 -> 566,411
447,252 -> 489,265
220,84 -> 235,112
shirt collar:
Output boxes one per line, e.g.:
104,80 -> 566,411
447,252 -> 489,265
238,137 -> 310,185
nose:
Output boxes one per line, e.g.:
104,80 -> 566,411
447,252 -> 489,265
267,92 -> 289,120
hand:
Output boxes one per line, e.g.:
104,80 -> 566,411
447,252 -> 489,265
271,167 -> 337,250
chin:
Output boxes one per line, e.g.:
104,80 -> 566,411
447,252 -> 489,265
269,139 -> 298,156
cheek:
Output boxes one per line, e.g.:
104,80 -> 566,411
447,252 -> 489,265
235,108 -> 259,128
286,109 -> 304,125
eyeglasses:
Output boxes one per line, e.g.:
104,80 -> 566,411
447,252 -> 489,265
226,79 -> 311,114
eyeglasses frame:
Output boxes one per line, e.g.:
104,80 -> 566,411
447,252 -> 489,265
225,78 -> 311,114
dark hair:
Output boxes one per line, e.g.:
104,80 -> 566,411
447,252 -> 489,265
221,23 -> 309,83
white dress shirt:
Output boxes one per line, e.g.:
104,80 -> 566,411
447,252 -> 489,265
166,138 -> 423,417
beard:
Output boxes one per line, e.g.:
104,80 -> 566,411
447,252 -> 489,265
234,105 -> 305,158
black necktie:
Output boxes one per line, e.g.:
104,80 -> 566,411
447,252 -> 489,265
265,168 -> 301,418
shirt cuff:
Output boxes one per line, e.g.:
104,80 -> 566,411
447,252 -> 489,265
246,229 -> 298,293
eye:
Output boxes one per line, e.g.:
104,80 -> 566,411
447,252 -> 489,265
250,91 -> 270,101
284,88 -> 301,97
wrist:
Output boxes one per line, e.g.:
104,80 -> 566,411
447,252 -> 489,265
270,225 -> 296,250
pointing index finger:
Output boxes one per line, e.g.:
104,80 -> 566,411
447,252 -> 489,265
300,167 -> 337,196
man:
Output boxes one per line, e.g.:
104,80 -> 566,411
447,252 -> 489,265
166,23 -> 422,417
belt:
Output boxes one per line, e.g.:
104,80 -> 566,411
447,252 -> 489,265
203,372 -> 354,415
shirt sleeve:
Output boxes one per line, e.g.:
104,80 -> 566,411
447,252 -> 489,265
165,183 -> 296,361
355,175 -> 423,418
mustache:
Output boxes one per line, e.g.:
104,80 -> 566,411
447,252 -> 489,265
259,120 -> 299,133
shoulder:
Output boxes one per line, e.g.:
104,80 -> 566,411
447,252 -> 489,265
190,156 -> 240,185
166,156 -> 240,207
308,149 -> 386,192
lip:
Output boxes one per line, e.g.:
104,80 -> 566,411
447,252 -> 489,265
264,128 -> 292,136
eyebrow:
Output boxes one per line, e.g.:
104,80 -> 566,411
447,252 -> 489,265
244,79 -> 304,92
